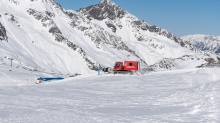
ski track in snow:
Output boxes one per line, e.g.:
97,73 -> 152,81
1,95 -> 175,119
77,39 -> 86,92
0,68 -> 220,123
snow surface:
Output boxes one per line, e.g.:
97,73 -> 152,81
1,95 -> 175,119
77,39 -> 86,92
0,66 -> 220,123
0,1 -> 220,122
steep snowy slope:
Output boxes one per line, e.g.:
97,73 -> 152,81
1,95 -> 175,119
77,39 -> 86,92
78,0 -> 199,64
181,34 -> 220,54
0,0 -> 95,74
0,0 -> 148,75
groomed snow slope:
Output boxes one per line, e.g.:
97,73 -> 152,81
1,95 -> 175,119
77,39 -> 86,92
0,68 -> 219,123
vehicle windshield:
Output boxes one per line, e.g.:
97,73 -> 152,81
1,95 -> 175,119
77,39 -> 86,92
114,64 -> 120,68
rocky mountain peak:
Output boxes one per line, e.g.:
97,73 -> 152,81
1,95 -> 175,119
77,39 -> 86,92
204,35 -> 219,41
101,0 -> 113,4
78,0 -> 126,20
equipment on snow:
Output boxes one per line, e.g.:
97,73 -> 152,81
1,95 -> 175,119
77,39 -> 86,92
113,61 -> 139,74
35,77 -> 64,84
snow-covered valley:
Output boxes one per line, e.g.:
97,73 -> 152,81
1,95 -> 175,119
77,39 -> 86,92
0,66 -> 220,123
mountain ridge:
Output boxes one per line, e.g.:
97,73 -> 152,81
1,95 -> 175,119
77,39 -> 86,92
181,34 -> 220,54
0,0 -> 219,74
77,0 -> 198,52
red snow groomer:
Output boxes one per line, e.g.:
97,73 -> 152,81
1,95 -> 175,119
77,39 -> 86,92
113,61 -> 139,74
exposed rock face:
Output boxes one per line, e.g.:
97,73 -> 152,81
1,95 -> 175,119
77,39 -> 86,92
0,22 -> 8,41
105,21 -> 117,33
78,0 -> 126,20
130,19 -> 197,51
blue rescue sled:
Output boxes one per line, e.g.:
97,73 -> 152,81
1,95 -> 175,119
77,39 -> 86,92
37,77 -> 64,82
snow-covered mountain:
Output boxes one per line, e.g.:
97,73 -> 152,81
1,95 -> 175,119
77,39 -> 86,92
0,0 -> 219,75
181,34 -> 220,54
78,0 -> 194,49
77,0 -> 198,61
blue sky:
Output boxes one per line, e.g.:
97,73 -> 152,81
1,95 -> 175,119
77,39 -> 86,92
54,0 -> 220,37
